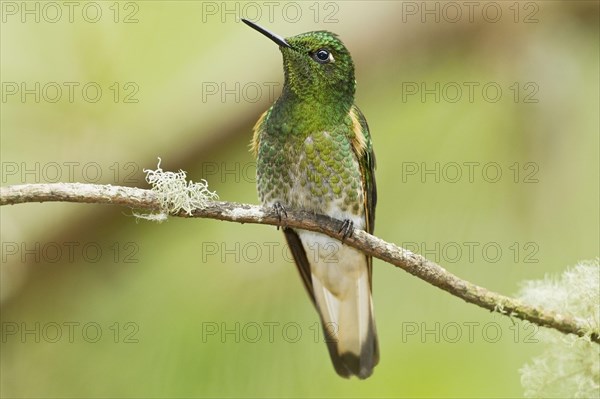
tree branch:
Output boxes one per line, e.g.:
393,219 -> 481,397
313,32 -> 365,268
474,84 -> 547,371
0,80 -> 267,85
2,182 -> 598,344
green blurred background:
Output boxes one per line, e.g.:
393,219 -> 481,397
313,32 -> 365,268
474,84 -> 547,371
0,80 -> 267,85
1,1 -> 598,397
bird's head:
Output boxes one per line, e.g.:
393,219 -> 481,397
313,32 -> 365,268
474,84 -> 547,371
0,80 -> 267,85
243,19 -> 356,105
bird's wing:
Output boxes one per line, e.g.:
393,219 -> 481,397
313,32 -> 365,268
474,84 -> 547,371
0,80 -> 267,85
283,228 -> 316,305
348,105 -> 377,284
249,108 -> 270,157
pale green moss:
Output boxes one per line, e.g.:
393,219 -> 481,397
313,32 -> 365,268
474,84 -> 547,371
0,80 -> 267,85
137,158 -> 218,221
519,259 -> 599,398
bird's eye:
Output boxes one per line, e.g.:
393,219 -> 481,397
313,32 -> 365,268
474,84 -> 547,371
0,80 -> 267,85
312,49 -> 333,64
316,50 -> 329,61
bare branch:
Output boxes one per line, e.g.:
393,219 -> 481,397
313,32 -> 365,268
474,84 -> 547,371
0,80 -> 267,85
2,182 -> 598,344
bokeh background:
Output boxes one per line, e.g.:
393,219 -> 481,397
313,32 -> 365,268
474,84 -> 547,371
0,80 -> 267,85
1,1 -> 598,397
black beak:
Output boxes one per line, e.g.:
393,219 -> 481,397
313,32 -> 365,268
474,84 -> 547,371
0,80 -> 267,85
242,19 -> 291,49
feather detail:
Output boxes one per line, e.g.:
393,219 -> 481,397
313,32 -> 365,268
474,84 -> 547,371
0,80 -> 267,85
349,107 -> 368,157
250,109 -> 269,157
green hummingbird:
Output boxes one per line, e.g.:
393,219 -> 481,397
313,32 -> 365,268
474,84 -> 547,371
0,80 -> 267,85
242,19 -> 378,379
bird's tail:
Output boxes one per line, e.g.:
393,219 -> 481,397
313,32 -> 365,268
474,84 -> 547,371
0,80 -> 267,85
311,266 -> 379,379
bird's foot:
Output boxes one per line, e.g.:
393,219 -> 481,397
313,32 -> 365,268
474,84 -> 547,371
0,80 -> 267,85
273,202 -> 288,230
338,219 -> 354,242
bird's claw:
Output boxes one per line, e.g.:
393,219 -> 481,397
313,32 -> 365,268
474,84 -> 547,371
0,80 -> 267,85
273,202 -> 288,230
338,219 -> 354,242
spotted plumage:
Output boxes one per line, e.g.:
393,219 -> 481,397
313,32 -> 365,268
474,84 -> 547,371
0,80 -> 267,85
243,19 -> 378,379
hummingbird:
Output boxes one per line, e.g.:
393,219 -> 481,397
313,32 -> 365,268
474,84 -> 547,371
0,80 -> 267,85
242,19 -> 378,379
